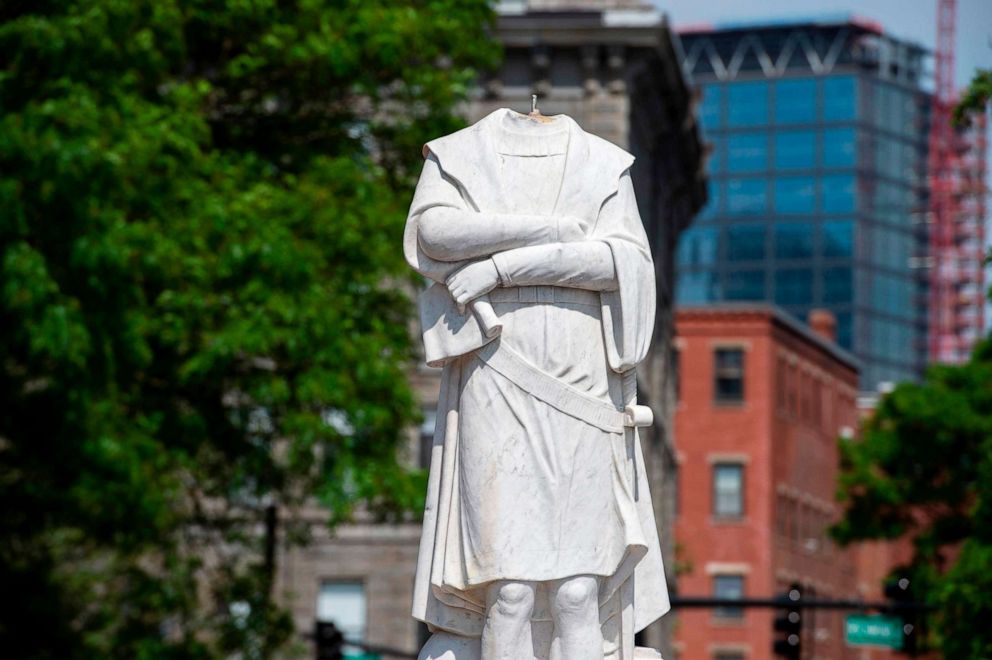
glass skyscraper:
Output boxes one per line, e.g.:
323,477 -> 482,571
677,17 -> 930,391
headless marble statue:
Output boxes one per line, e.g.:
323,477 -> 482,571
404,107 -> 670,660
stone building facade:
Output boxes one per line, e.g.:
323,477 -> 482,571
276,2 -> 706,657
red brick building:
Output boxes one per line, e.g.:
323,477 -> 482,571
672,305 -> 873,660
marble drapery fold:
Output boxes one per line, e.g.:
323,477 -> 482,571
406,109 -> 669,659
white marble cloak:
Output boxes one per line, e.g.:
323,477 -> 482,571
405,109 -> 670,657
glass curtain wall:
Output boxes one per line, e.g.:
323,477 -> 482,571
678,69 -> 927,389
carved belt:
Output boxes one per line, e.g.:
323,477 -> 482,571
475,340 -> 653,434
488,286 -> 600,307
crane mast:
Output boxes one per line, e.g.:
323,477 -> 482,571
928,0 -> 988,363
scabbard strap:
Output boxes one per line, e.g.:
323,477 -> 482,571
476,340 -> 653,434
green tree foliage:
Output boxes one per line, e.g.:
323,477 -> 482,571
0,1 -> 497,657
834,340 -> 992,655
953,69 -> 991,127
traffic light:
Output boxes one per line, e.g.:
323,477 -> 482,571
315,620 -> 344,660
773,583 -> 802,659
884,576 -> 919,656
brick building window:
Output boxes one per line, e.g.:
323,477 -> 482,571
775,493 -> 788,538
798,371 -> 808,420
776,357 -> 787,411
713,463 -> 744,518
788,364 -> 798,416
782,496 -> 795,541
713,574 -> 745,619
792,500 -> 803,545
812,379 -> 822,426
714,348 -> 745,404
317,581 -> 367,655
822,384 -> 832,433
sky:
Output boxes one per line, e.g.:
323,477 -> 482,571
654,0 -> 992,91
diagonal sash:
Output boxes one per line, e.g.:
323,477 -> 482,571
476,340 -> 653,434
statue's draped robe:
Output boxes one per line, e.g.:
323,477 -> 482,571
405,109 -> 670,658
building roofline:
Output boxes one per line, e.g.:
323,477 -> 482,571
677,303 -> 860,372
679,12 -> 880,34
677,14 -> 928,55
493,6 -> 666,47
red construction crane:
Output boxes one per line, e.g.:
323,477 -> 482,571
927,0 -> 987,364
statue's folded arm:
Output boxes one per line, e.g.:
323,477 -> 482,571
491,241 -> 618,291
418,207 -> 575,262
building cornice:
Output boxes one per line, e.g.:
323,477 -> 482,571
677,303 -> 860,373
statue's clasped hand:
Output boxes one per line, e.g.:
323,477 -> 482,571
556,214 -> 589,243
446,258 -> 501,313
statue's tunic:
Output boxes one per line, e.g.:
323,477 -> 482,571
457,116 -> 634,585
405,109 -> 670,653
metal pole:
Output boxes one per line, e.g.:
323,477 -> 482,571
670,596 -> 929,612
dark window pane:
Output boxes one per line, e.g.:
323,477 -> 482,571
836,311 -> 853,350
823,76 -> 857,120
727,179 -> 767,215
822,174 -> 857,213
775,269 -> 813,306
725,270 -> 765,300
774,130 -> 816,170
872,274 -> 914,319
677,270 -> 721,303
700,84 -> 723,128
823,267 -> 853,304
713,574 -> 744,619
708,140 -> 723,174
775,177 -> 816,214
727,133 -> 768,172
774,222 -> 814,259
874,134 -> 903,179
418,408 -> 437,469
874,180 -> 914,213
872,81 -> 902,129
713,463 -> 744,517
728,81 -> 769,127
678,226 -> 719,267
727,224 -> 766,261
822,219 -> 854,257
869,317 -> 889,360
775,78 -> 817,124
823,127 -> 857,167
714,348 -> 745,403
317,581 -> 368,652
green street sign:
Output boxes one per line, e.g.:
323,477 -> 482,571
845,614 -> 904,649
